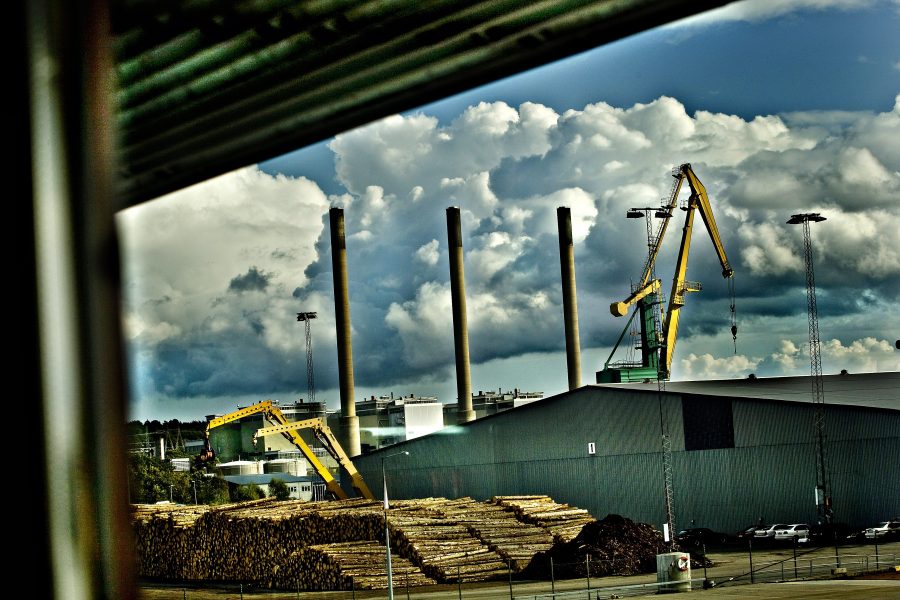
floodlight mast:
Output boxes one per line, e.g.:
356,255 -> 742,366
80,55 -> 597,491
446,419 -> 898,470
787,212 -> 831,524
297,312 -> 318,404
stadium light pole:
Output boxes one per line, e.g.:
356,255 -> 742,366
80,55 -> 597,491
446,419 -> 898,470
382,450 -> 409,600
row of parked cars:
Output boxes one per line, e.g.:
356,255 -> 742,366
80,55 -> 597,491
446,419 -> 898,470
675,519 -> 900,549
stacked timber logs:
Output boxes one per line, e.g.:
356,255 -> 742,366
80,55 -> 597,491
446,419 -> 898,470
131,495 -> 600,590
436,497 -> 555,571
522,513 -> 669,579
269,541 -> 435,590
492,495 -> 596,542
131,503 -> 212,579
385,498 -> 509,583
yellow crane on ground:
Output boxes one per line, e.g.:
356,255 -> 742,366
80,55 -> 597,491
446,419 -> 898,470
197,400 -> 374,500
598,163 -> 735,383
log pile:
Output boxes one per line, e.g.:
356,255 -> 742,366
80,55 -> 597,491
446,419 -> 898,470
384,498 -> 509,583
269,541 -> 435,590
130,495 -> 600,590
492,495 -> 596,543
521,513 -> 669,579
443,498 -> 555,571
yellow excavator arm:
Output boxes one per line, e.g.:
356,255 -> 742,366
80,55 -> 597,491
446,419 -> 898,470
198,400 -> 374,500
254,419 -> 374,500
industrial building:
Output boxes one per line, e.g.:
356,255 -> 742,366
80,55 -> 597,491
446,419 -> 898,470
211,389 -> 544,457
357,394 -> 444,451
352,372 -> 899,535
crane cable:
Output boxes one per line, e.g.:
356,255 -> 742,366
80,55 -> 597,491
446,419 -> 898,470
729,277 -> 737,353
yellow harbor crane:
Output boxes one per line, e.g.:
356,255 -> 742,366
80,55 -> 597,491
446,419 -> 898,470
598,163 -> 735,383
197,400 -> 374,500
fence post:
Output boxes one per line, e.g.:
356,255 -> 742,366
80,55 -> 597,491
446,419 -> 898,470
508,560 -> 514,599
239,583 -> 243,600
458,565 -> 462,600
550,557 -> 555,597
406,572 -> 411,600
792,538 -> 798,579
748,537 -> 754,584
351,576 -> 355,600
702,543 -> 708,583
585,555 -> 591,597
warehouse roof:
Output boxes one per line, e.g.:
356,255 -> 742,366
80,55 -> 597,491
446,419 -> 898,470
595,371 -> 900,411
110,0 -> 729,208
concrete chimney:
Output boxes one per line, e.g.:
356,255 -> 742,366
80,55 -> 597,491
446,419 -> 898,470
557,207 -> 582,389
329,207 -> 361,456
447,207 -> 475,423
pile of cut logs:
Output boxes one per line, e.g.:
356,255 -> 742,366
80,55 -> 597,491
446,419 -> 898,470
270,541 -> 435,590
492,495 -> 596,543
131,494 -> 627,590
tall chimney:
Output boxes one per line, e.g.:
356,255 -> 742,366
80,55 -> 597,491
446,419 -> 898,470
329,207 -> 361,456
447,207 -> 475,423
557,207 -> 582,389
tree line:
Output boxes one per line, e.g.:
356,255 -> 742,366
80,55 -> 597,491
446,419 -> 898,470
127,454 -> 290,505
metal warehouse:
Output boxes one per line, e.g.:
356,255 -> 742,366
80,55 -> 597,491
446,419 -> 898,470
352,372 -> 899,534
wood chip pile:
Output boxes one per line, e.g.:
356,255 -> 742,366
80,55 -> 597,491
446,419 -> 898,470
131,494 -> 609,590
521,513 -> 669,579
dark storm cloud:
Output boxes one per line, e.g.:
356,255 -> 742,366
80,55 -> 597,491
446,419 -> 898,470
228,267 -> 272,293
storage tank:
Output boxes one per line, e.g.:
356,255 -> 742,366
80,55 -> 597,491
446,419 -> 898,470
264,458 -> 305,476
216,460 -> 261,476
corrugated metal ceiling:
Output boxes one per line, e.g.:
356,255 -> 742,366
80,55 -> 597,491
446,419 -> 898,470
112,0 -> 728,208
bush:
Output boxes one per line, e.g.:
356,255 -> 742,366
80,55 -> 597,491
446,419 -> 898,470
232,484 -> 265,502
269,478 -> 290,500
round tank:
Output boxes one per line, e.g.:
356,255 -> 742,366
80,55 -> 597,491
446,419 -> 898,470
217,460 -> 260,476
264,458 -> 301,476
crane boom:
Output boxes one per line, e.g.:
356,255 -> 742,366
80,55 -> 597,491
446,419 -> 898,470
598,164 -> 734,383
254,419 -> 374,500
661,166 -> 733,378
197,400 -> 374,500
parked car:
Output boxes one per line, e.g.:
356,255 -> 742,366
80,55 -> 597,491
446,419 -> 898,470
736,524 -> 760,540
774,523 -> 810,541
864,520 -> 900,541
676,527 -> 734,548
754,523 -> 791,539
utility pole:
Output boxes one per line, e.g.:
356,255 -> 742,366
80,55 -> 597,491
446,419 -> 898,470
297,312 -> 317,404
787,213 -> 831,523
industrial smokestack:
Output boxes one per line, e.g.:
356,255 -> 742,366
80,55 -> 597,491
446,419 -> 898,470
557,207 -> 582,389
447,207 -> 475,423
329,207 -> 361,456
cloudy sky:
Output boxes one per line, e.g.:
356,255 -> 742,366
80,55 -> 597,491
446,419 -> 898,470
118,0 -> 900,422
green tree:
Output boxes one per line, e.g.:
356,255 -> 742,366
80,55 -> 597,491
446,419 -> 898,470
268,478 -> 290,500
127,453 -> 190,504
192,474 -> 230,505
231,484 -> 265,502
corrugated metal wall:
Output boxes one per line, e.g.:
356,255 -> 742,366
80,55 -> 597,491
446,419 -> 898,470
355,386 -> 900,532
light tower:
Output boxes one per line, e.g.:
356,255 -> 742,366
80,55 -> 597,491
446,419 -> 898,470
787,212 -> 831,523
297,312 -> 318,404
